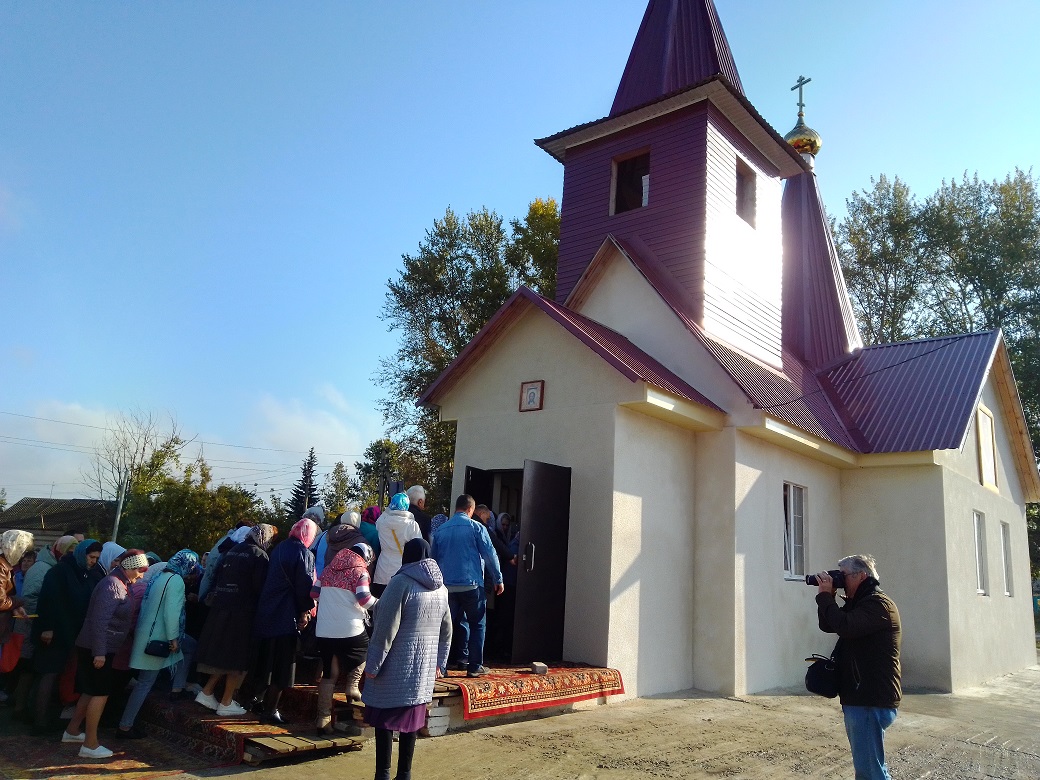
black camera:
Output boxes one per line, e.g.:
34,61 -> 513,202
805,569 -> 845,588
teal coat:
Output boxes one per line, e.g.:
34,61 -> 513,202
129,570 -> 184,671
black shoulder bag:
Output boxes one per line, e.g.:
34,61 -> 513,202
805,637 -> 841,698
143,574 -> 173,658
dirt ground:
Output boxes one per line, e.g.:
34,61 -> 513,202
182,663 -> 1040,780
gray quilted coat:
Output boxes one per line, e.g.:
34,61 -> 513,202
362,558 -> 451,709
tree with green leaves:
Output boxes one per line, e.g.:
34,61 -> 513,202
321,461 -> 352,514
377,199 -> 560,510
836,167 -> 1040,574
286,447 -> 320,522
836,175 -> 935,344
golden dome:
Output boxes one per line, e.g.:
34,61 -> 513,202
784,114 -> 822,156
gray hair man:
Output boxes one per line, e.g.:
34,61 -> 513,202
814,554 -> 901,780
406,485 -> 432,542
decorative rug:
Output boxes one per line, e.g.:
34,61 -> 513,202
439,664 -> 624,720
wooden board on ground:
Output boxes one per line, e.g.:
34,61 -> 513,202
242,733 -> 363,765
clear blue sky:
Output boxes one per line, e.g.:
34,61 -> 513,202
3,1 -> 1038,504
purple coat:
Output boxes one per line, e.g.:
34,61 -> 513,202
75,570 -> 135,657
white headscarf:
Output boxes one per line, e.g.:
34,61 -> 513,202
99,541 -> 126,573
1,529 -> 34,565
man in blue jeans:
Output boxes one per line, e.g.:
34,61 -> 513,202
814,555 -> 902,780
431,494 -> 504,678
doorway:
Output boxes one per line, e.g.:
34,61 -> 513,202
464,460 -> 571,663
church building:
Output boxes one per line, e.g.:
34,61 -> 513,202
419,0 -> 1040,698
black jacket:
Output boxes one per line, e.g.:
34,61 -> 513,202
816,578 -> 901,708
409,504 -> 432,543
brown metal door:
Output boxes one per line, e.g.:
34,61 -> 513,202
463,466 -> 494,508
511,459 -> 571,662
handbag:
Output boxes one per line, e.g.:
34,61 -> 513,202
144,638 -> 171,658
804,653 -> 839,698
142,574 -> 174,658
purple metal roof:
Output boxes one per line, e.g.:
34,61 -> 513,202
822,331 -> 1001,453
611,0 -> 744,117
418,287 -> 722,412
782,172 -> 863,370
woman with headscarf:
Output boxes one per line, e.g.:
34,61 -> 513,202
252,517 -> 319,724
194,523 -> 277,716
98,542 -> 125,575
31,538 -> 102,735
312,542 -> 377,735
363,538 -> 451,780
372,493 -> 421,598
115,549 -> 200,738
314,511 -> 366,578
359,505 -> 382,558
1,531 -> 34,690
64,550 -> 150,759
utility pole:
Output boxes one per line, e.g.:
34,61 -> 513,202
111,474 -> 129,544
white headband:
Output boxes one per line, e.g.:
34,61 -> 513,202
121,553 -> 149,571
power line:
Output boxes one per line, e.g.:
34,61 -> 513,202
0,410 -> 365,458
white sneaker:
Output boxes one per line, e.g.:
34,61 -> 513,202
78,744 -> 114,759
216,701 -> 247,717
61,730 -> 86,743
195,691 -> 220,710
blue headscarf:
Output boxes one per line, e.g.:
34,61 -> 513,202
145,548 -> 199,644
388,492 -> 410,512
72,539 -> 102,571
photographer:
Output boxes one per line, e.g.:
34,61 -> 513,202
814,554 -> 901,780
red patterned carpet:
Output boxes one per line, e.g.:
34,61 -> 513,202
439,664 -> 624,720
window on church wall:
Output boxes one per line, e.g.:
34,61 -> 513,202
735,158 -> 756,227
1000,521 -> 1013,596
976,405 -> 997,490
974,511 -> 988,595
783,482 -> 805,578
611,151 -> 650,215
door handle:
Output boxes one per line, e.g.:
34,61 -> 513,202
524,542 -> 536,572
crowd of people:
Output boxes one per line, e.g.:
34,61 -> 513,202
0,486 -> 521,780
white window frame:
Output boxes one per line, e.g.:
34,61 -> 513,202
784,482 -> 805,579
974,511 -> 988,595
977,405 -> 998,490
1000,521 -> 1013,596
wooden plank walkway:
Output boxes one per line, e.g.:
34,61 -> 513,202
242,733 -> 363,765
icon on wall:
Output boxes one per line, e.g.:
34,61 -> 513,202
519,380 -> 544,412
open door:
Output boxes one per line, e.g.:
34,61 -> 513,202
463,466 -> 494,509
512,459 -> 571,662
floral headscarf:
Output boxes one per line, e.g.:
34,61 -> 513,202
290,518 -> 319,549
145,548 -> 199,645
249,523 -> 277,550
361,506 -> 381,524
53,535 -> 78,558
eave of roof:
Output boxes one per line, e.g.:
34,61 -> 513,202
535,75 -> 809,179
417,286 -> 722,414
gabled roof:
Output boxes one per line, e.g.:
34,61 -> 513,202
782,172 -> 863,370
536,75 -> 807,178
611,0 -> 744,117
0,497 -> 115,532
417,286 -> 721,412
823,331 -> 1000,454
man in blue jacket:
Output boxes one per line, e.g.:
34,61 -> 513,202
431,494 -> 503,677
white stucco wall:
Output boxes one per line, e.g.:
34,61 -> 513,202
573,248 -> 757,424
841,464 -> 951,690
436,309 -> 641,674
609,407 -> 697,697
936,379 -> 1035,689
734,433 -> 843,694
